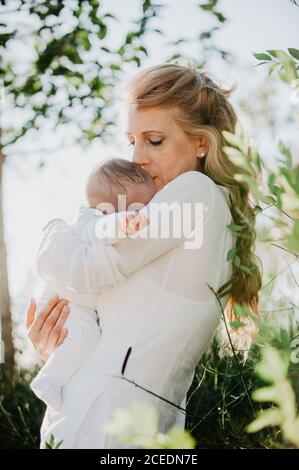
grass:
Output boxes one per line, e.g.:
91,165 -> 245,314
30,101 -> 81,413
0,365 -> 46,449
186,341 -> 281,449
0,338 -> 285,449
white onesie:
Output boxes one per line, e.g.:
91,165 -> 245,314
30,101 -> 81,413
30,205 -> 128,411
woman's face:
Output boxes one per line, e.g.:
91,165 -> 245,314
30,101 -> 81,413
125,105 -> 206,191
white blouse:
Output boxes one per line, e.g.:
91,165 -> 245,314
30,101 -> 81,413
36,170 -> 234,449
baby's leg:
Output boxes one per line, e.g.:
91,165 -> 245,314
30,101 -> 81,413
30,303 -> 101,411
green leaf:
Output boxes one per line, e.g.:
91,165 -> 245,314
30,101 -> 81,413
253,52 -> 272,61
165,426 -> 196,449
276,50 -> 297,83
98,23 -> 107,39
226,247 -> 236,261
233,303 -> 251,318
282,219 -> 299,255
214,11 -> 226,23
268,62 -> 279,77
252,386 -> 280,403
199,1 -> 219,13
239,264 -> 256,275
246,408 -> 282,433
45,433 -> 55,449
253,206 -> 263,215
222,130 -> 241,148
227,222 -> 244,232
234,174 -> 276,205
256,346 -> 289,382
139,46 -> 148,56
233,255 -> 241,267
229,320 -> 246,329
131,56 -> 141,67
103,13 -> 117,20
288,48 -> 299,60
223,147 -> 252,173
266,49 -> 283,58
54,439 -> 63,449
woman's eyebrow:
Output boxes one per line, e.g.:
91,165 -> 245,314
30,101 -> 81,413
125,130 -> 164,135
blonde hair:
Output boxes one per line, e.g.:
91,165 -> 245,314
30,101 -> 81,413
123,59 -> 262,323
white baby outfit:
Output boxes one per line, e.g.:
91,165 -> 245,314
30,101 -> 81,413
30,206 -> 128,411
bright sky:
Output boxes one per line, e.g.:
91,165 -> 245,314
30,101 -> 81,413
2,0 -> 298,365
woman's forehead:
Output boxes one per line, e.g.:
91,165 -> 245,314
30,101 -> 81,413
125,106 -> 177,134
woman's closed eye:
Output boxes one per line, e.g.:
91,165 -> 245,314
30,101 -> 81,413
128,139 -> 164,147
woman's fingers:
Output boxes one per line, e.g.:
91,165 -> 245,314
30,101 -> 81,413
26,295 -> 70,362
26,298 -> 37,329
49,304 -> 70,342
56,328 -> 69,348
45,305 -> 70,354
41,300 -> 69,339
30,296 -> 60,333
27,297 -> 68,347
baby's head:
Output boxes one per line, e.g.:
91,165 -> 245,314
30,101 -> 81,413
85,158 -> 157,214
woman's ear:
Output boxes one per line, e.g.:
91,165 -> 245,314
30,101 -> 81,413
195,135 -> 209,157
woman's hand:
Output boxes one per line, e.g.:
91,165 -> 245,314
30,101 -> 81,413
26,296 -> 70,362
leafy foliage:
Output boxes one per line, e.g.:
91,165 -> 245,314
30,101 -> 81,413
0,366 -> 45,449
0,0 -> 164,148
102,402 -> 196,449
247,346 -> 299,448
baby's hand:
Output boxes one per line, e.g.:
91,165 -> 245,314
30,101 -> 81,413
122,211 -> 149,234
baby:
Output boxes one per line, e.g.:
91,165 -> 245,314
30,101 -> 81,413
30,158 -> 156,411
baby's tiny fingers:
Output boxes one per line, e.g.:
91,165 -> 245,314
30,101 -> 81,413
133,214 -> 149,231
139,214 -> 149,225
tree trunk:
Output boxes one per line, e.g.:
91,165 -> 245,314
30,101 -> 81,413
0,129 -> 15,385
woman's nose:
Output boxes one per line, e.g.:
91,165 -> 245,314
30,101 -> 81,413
132,143 -> 149,168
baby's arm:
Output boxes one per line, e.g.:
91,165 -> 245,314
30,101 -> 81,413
73,205 -> 149,245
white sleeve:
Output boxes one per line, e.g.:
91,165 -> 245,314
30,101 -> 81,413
36,171 -> 215,293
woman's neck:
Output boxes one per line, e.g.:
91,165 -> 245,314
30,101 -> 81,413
194,156 -> 206,173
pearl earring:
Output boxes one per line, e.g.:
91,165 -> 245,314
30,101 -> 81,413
199,152 -> 206,157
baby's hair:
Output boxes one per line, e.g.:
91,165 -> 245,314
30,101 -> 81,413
86,157 -> 153,208
99,157 -> 152,190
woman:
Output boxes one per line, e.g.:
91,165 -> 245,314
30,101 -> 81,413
26,61 -> 261,449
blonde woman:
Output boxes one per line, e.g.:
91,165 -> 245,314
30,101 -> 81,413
26,61 -> 261,449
